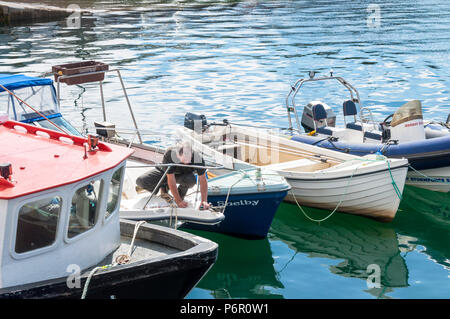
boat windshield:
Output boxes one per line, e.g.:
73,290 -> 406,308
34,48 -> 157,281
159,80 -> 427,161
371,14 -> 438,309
391,100 -> 423,127
36,115 -> 82,136
0,84 -> 59,121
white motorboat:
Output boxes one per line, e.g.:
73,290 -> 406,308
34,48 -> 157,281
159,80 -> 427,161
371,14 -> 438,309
285,72 -> 450,193
178,119 -> 409,222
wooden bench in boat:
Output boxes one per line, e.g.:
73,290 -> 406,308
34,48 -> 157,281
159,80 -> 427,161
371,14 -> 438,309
263,158 -> 332,172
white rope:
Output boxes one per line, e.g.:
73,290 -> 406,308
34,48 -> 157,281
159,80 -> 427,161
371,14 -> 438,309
80,221 -> 146,299
220,170 -> 255,215
127,221 -> 146,256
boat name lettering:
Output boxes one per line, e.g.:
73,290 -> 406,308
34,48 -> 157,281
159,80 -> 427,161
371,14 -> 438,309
404,121 -> 424,128
216,200 -> 260,207
406,176 -> 450,183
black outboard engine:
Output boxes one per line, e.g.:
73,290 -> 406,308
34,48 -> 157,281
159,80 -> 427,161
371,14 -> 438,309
184,112 -> 208,132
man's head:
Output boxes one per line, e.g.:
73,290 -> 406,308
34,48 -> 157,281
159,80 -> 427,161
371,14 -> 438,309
176,141 -> 193,164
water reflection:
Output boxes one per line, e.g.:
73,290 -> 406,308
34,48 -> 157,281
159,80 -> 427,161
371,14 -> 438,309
185,230 -> 283,299
394,186 -> 450,272
270,204 -> 409,298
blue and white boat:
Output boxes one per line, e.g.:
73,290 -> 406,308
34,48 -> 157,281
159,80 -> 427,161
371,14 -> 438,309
0,73 -> 80,135
284,72 -> 450,192
187,169 -> 290,238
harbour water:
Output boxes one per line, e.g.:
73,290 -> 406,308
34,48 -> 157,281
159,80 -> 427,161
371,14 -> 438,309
0,0 -> 449,298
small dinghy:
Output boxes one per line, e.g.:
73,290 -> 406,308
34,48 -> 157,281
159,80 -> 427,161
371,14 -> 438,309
0,120 -> 218,299
119,161 -> 225,226
178,115 -> 409,222
119,159 -> 289,238
284,72 -> 450,192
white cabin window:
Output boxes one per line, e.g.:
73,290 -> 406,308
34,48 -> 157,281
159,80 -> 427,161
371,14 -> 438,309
68,180 -> 102,238
105,167 -> 124,220
15,196 -> 62,254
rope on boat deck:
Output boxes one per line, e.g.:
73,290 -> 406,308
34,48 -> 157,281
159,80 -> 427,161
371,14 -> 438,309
80,221 -> 146,299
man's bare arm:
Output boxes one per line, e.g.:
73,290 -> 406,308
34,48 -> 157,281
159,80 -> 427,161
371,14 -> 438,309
167,173 -> 186,207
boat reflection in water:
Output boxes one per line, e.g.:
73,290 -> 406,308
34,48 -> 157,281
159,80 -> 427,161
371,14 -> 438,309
184,230 -> 284,299
270,203 -> 409,298
394,186 -> 450,272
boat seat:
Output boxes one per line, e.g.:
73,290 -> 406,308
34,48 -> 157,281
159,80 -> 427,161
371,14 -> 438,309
343,100 -> 357,117
363,130 -> 382,141
264,158 -> 330,172
343,100 -> 361,132
312,103 -> 336,136
346,122 -> 361,131
316,127 -> 333,135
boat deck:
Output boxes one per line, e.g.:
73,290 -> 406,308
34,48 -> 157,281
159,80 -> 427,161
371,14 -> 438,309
93,236 -> 181,269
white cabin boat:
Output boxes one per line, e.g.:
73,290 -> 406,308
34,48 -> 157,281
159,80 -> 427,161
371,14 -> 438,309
0,120 -> 218,298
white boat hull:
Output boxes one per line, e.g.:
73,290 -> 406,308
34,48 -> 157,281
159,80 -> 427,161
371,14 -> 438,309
283,165 -> 408,222
405,167 -> 450,192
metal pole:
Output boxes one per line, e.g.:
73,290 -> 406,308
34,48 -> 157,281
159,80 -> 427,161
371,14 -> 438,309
99,80 -> 106,121
57,77 -> 61,110
116,70 -> 143,144
143,167 -> 170,209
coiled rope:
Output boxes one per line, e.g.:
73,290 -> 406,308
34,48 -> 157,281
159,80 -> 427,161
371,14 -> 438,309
80,221 -> 146,299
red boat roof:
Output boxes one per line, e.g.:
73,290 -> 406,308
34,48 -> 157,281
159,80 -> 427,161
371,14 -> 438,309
0,121 -> 134,200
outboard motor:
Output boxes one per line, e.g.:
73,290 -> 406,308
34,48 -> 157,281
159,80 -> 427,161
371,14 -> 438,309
301,101 -> 336,132
184,112 -> 207,133
390,100 -> 425,143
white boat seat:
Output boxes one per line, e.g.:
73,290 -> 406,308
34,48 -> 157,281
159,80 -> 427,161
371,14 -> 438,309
264,158 -> 328,172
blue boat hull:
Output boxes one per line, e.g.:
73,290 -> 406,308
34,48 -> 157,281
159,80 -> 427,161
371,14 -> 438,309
183,190 -> 288,238
291,134 -> 450,171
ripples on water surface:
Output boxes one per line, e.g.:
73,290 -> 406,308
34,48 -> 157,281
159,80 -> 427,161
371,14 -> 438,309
0,0 -> 449,298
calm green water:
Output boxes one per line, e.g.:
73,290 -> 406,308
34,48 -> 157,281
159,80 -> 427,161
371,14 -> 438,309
0,0 -> 449,298
185,186 -> 450,299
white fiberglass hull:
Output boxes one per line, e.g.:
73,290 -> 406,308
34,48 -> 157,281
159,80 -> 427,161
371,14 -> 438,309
405,167 -> 450,192
282,164 -> 408,222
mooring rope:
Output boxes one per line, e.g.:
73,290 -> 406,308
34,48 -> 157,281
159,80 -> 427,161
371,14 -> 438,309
80,221 -> 146,299
290,164 -> 359,224
290,156 -> 403,223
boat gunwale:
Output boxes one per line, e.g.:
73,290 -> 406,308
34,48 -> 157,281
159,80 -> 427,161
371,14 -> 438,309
0,219 -> 218,298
